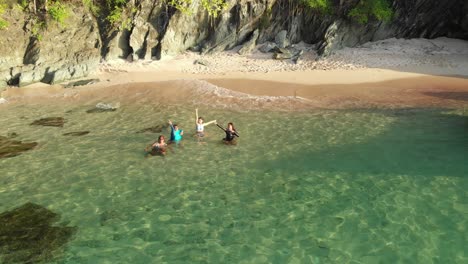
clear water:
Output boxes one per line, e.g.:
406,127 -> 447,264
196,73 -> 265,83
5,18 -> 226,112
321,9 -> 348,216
1,100 -> 468,263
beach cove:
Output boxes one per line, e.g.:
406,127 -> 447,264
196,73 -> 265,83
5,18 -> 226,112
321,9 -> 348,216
1,38 -> 468,263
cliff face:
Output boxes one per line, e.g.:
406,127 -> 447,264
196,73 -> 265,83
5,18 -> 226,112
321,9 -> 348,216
0,0 -> 467,88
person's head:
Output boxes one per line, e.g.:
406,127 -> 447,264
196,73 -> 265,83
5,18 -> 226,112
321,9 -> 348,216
197,117 -> 204,124
158,135 -> 165,143
228,122 -> 235,130
173,124 -> 179,130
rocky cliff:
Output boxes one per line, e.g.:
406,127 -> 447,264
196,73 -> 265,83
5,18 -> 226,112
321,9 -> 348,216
0,0 -> 467,88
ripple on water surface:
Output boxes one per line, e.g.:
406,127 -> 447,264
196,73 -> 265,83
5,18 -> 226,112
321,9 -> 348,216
0,100 -> 467,263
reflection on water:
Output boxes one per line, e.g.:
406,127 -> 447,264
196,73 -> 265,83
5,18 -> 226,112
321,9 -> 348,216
0,99 -> 467,263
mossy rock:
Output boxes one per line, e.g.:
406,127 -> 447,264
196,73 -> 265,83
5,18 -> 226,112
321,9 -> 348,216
0,202 -> 77,263
0,136 -> 38,158
30,117 -> 66,127
63,131 -> 90,136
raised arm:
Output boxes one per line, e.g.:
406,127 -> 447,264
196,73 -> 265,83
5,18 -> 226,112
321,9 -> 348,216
168,120 -> 174,130
195,109 -> 199,124
204,120 -> 216,126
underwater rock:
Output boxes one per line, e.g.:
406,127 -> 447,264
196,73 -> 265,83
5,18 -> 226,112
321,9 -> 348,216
30,117 -> 66,127
136,124 -> 167,134
0,202 -> 77,263
86,102 -> 119,113
7,132 -> 18,138
0,136 -> 38,158
63,131 -> 90,136
64,78 -> 100,88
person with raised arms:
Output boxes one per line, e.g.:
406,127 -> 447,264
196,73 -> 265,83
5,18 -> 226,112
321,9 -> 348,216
168,120 -> 183,144
195,108 -> 216,140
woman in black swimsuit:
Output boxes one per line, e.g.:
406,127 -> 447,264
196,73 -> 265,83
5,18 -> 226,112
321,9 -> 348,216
217,122 -> 239,144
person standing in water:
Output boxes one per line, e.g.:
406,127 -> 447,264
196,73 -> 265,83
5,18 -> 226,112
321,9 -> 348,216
147,135 -> 167,156
217,122 -> 239,144
168,120 -> 183,144
195,108 -> 216,140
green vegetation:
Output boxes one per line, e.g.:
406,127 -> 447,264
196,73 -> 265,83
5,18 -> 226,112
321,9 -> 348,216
167,0 -> 193,15
0,3 -> 8,30
82,0 -> 100,16
17,0 -> 28,11
32,21 -> 46,40
104,0 -> 132,30
201,0 -> 227,18
299,0 -> 331,13
48,1 -> 70,26
348,0 -> 393,24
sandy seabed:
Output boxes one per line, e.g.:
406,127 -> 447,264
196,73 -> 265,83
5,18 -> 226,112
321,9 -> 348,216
2,37 -> 468,110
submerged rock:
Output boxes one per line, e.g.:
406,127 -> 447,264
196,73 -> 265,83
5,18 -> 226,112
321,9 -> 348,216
0,202 -> 76,263
7,132 -> 18,138
64,79 -> 100,88
30,117 -> 66,127
136,124 -> 167,134
0,136 -> 38,158
86,102 -> 119,113
63,131 -> 90,136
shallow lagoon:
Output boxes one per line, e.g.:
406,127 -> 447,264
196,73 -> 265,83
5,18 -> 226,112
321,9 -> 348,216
0,98 -> 467,263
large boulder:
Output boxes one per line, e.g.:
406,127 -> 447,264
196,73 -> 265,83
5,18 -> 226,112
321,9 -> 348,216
259,41 -> 278,53
238,29 -> 259,55
275,30 -> 290,49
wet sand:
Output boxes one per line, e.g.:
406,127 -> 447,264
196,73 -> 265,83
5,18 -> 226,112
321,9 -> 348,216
2,69 -> 468,110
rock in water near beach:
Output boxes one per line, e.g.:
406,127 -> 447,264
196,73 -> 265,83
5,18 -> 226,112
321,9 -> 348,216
275,30 -> 290,49
63,131 -> 90,136
259,42 -> 278,53
30,117 -> 66,127
0,98 -> 7,104
86,102 -> 119,113
7,132 -> 18,138
0,202 -> 77,263
273,48 -> 293,60
0,136 -> 38,158
64,79 -> 100,88
238,29 -> 259,55
137,124 -> 167,134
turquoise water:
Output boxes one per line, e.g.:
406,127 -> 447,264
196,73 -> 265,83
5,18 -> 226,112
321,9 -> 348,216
1,100 -> 467,263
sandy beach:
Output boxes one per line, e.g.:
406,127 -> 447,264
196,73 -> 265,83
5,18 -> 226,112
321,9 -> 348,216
2,37 -> 468,110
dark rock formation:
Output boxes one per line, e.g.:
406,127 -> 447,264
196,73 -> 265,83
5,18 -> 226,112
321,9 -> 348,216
0,7 -> 100,88
63,131 -> 90,136
0,202 -> 77,263
64,79 -> 100,88
30,117 -> 66,127
0,136 -> 38,158
136,124 -> 167,134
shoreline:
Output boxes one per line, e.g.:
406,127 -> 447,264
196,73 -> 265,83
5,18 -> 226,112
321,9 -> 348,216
1,37 -> 468,110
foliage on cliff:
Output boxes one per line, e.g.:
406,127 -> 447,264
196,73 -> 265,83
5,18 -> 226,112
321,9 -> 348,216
349,0 -> 393,24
